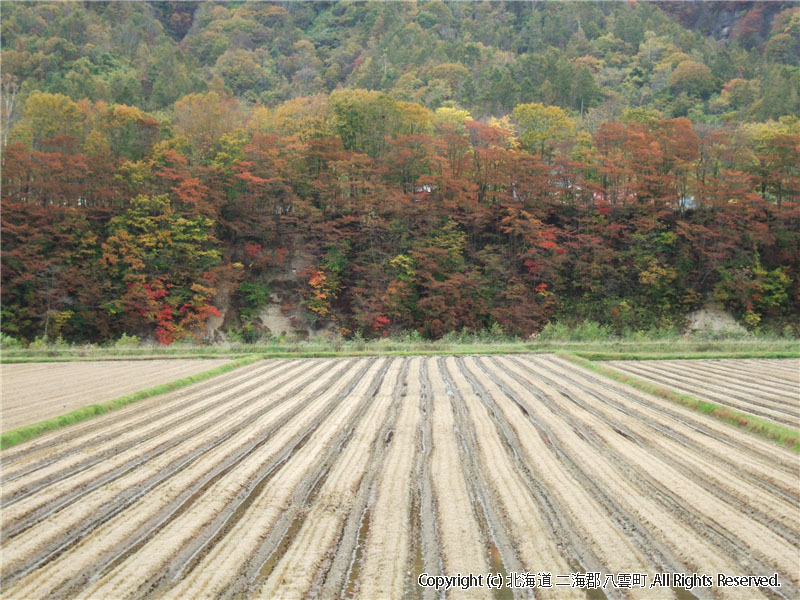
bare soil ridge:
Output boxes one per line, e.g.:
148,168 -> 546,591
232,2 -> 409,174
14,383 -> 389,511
1,356 -> 797,599
610,358 -> 800,428
1,359 -> 231,431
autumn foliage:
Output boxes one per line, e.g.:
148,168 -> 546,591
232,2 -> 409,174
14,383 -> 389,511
1,90 -> 798,343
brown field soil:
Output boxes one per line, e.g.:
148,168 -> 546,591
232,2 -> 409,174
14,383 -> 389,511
609,358 -> 800,429
1,355 -> 798,599
0,360 -> 231,431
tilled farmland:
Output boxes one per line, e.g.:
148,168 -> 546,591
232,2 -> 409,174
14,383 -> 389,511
0,359 -> 231,430
609,358 -> 800,429
1,355 -> 798,599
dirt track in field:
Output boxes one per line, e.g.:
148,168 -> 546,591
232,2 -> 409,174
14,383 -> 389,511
1,356 -> 798,599
0,360 -> 232,431
609,358 -> 800,429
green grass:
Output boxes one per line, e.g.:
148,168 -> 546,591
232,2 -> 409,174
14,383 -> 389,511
2,336 -> 798,362
557,352 -> 800,452
0,355 -> 259,450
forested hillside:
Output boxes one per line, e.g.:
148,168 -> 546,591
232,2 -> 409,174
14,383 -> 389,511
1,1 -> 798,343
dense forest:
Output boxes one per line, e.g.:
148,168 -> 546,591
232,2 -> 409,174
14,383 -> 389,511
1,1 -> 798,343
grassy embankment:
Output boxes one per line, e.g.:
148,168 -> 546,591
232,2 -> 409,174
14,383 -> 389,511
2,334 -> 798,362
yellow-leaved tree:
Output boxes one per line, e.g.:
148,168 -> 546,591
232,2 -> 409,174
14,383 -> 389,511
512,102 -> 574,161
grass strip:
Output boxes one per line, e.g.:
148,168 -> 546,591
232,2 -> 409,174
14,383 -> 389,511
0,347 -> 543,363
557,352 -> 800,453
4,344 -> 798,363
0,355 -> 260,450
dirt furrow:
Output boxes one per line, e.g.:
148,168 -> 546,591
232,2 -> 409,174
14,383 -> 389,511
4,359 -> 369,599
506,360 -> 800,547
0,360 -> 312,529
611,360 -> 797,407
636,364 -> 799,412
90,358 -> 385,600
2,360 -> 218,397
501,358 -> 796,598
3,354 -> 797,599
315,359 -> 410,600
537,357 -> 799,508
438,357 -> 541,600
251,360 -> 402,600
541,356 -> 798,483
672,361 -> 798,396
0,360 -> 286,477
452,356 -> 586,599
0,360 -> 232,431
1,359 -> 346,594
461,357 -> 609,593
608,363 -> 799,427
461,357 -> 645,577
474,357 -> 677,600
1,361 -> 301,506
639,360 -> 798,395
691,360 -> 799,388
0,360 -> 328,566
0,359 -> 278,467
357,358 -> 424,600
425,357 -> 490,599
493,357 -> 769,600
405,359 -> 446,600
167,358 -> 397,600
3,361 -> 213,408
737,358 -> 800,376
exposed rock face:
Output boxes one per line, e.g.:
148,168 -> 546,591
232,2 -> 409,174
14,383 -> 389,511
685,303 -> 747,335
205,283 -> 231,341
258,296 -> 296,338
656,1 -> 793,42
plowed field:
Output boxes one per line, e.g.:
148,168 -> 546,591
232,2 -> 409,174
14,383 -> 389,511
609,358 -> 800,429
1,360 -> 231,430
1,355 -> 797,599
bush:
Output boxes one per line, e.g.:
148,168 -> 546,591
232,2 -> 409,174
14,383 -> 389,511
401,329 -> 424,343
537,321 -> 570,341
479,322 -> 507,342
351,330 -> 366,351
0,333 -> 23,348
29,336 -> 69,349
239,323 -> 261,344
114,333 -> 140,347
225,322 -> 262,344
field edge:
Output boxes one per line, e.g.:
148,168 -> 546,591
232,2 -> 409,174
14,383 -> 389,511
0,355 -> 259,450
3,343 -> 798,364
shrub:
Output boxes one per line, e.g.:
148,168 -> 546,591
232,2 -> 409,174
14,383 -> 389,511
114,333 -> 141,347
0,333 -> 23,348
538,321 -> 570,341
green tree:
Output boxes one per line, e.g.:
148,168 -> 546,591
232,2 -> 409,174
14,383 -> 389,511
12,91 -> 83,150
669,60 -> 716,99
512,102 -> 574,159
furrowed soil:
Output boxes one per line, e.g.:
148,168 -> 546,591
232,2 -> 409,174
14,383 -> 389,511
0,359 -> 232,431
1,356 -> 797,600
609,358 -> 800,429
